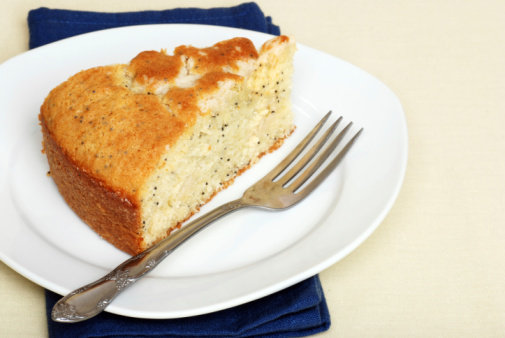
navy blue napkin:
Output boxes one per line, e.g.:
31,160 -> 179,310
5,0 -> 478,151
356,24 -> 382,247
46,276 -> 330,338
29,3 -> 331,337
28,2 -> 280,49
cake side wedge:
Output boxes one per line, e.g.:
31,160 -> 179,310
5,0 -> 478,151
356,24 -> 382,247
40,35 -> 296,255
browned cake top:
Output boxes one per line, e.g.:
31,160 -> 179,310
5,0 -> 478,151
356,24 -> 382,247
128,37 -> 259,87
39,37 -> 266,201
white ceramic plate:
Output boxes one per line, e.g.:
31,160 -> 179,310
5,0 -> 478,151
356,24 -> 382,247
0,24 -> 407,318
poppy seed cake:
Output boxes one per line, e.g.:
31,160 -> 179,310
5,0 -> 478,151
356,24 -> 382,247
39,35 -> 296,255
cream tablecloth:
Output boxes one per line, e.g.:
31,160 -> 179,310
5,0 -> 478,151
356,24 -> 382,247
1,0 -> 504,336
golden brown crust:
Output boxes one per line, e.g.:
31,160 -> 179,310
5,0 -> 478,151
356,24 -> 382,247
127,51 -> 183,87
174,37 -> 258,75
40,114 -> 144,254
40,65 -> 184,199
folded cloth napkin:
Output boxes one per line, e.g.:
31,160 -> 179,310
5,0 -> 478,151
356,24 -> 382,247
27,2 -> 280,49
46,276 -> 330,338
30,3 -> 331,337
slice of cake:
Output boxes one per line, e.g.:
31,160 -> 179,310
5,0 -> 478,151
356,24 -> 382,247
39,35 -> 296,255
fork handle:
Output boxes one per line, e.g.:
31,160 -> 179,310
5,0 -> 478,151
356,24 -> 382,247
51,198 -> 246,322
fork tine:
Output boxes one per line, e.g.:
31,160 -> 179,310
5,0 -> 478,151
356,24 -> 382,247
288,121 -> 353,191
295,127 -> 363,196
277,116 -> 342,186
264,111 -> 332,181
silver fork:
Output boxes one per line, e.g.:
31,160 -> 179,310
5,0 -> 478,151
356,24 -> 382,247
52,111 -> 363,322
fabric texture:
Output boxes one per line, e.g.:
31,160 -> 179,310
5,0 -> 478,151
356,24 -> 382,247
30,3 -> 330,337
27,2 -> 280,49
45,277 -> 330,338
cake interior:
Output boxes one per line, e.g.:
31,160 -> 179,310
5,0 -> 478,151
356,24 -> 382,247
138,38 -> 295,248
